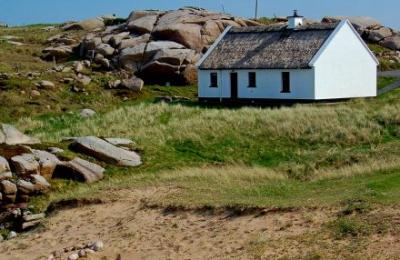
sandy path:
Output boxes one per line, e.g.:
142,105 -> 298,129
0,189 -> 399,259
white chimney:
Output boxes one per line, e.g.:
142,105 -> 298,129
287,10 -> 304,29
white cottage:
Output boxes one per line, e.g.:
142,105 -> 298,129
196,11 -> 379,103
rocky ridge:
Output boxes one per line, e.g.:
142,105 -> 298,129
0,124 -> 141,237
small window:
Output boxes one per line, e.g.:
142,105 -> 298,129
281,72 -> 291,93
210,72 -> 218,88
248,72 -> 256,88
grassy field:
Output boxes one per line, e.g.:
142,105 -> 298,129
14,88 -> 398,212
1,24 -> 400,213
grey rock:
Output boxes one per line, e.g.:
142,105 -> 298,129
96,43 -> 115,57
7,231 -> 17,240
42,46 -> 73,61
104,138 -> 134,146
107,80 -> 121,89
0,180 -> 17,195
31,174 -> 51,192
89,240 -> 104,251
120,77 -> 144,92
73,61 -> 84,73
0,124 -> 40,145
53,157 -> 105,183
0,156 -> 10,173
70,136 -> 142,167
75,74 -> 92,86
368,27 -> 393,42
381,35 -> 400,50
128,15 -> 158,34
128,10 -> 165,22
11,154 -> 40,176
67,253 -> 79,260
31,149 -> 60,179
78,249 -> 86,257
146,41 -> 186,52
119,34 -> 150,49
17,180 -> 36,194
79,108 -> 96,118
31,90 -> 41,97
0,172 -> 13,181
37,80 -> 55,89
23,213 -> 45,222
109,32 -> 130,47
63,17 -> 105,31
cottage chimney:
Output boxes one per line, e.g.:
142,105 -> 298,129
287,10 -> 304,29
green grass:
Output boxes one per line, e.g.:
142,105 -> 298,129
16,89 -> 400,212
378,76 -> 398,89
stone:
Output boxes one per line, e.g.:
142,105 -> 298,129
381,35 -> 400,50
70,136 -> 142,167
75,74 -> 92,86
120,77 -> 144,92
22,219 -> 42,230
11,154 -> 40,176
0,172 -> 12,181
73,61 -> 84,73
104,138 -> 134,146
79,108 -> 96,118
17,180 -> 36,195
42,46 -> 74,61
146,41 -> 186,52
107,80 -> 121,89
128,15 -> 158,34
119,34 -> 150,49
0,156 -> 10,173
98,58 -> 111,69
128,10 -> 164,22
38,80 -> 55,89
89,240 -> 104,251
96,43 -> 115,57
85,249 -> 95,254
31,174 -> 51,192
30,90 -> 41,97
67,253 -> 79,260
31,149 -> 60,179
118,43 -> 147,70
0,124 -> 40,145
154,23 -> 203,51
63,18 -> 105,31
53,157 -> 105,183
368,27 -> 393,42
0,180 -> 17,195
23,213 -> 45,222
78,249 -> 86,257
109,32 -> 130,47
7,231 -> 17,240
152,48 -> 196,66
83,36 -> 102,51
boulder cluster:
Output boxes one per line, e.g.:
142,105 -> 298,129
0,124 -> 141,234
42,7 -> 260,85
322,16 -> 400,51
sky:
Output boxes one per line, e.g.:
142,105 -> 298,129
0,0 -> 399,29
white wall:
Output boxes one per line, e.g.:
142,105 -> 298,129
198,69 -> 315,100
313,22 -> 377,99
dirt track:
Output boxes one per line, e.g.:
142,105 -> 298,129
0,189 -> 399,260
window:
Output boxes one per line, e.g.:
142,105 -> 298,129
281,72 -> 291,93
248,72 -> 256,88
210,72 -> 218,88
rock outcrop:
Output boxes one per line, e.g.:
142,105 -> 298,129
73,7 -> 261,85
0,124 -> 40,146
69,136 -> 142,167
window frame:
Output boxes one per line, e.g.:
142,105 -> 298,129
281,72 -> 291,93
209,72 -> 218,88
248,72 -> 257,88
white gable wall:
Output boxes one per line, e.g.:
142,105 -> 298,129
198,69 -> 315,100
312,21 -> 377,99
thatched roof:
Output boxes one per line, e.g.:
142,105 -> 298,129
199,22 -> 339,70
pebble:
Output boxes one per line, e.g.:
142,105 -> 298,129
67,253 -> 79,260
90,240 -> 104,251
31,90 -> 41,97
85,248 -> 95,254
78,249 -> 86,257
7,231 -> 17,240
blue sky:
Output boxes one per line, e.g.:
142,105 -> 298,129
0,0 -> 399,29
